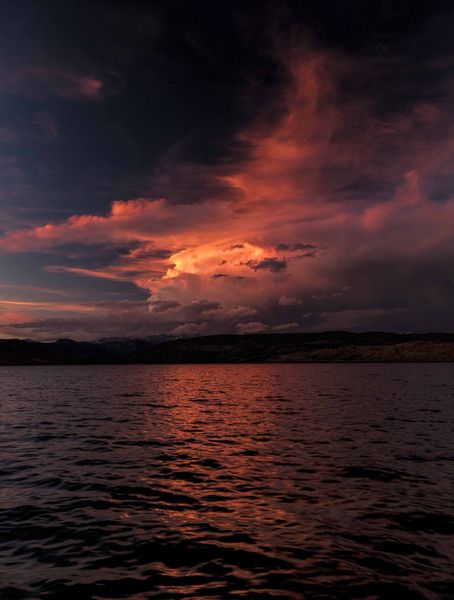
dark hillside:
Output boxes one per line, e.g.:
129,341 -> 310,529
1,332 -> 454,364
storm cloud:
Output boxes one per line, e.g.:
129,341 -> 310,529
1,2 -> 454,339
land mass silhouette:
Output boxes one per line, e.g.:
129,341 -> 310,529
1,332 -> 454,365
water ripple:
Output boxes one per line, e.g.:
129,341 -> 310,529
0,363 -> 453,599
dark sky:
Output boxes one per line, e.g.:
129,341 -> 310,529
1,0 -> 454,339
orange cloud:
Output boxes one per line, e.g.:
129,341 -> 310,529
0,299 -> 102,314
2,43 -> 454,336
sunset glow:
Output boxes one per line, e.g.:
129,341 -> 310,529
1,3 -> 453,339
1,4 -> 454,600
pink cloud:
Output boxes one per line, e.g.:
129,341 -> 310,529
2,42 -> 454,336
272,322 -> 299,332
0,299 -> 105,314
236,322 -> 268,334
0,66 -> 105,101
172,322 -> 208,336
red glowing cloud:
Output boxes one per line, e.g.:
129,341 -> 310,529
2,43 -> 454,336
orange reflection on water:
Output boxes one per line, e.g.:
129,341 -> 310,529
130,365 -> 310,552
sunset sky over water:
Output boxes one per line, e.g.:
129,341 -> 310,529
1,0 -> 454,340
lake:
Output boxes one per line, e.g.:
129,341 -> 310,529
1,364 -> 453,599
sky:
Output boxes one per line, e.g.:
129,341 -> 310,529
1,0 -> 454,340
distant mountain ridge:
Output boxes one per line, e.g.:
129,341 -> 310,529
1,332 -> 454,364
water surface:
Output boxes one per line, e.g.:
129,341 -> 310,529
1,364 -> 453,599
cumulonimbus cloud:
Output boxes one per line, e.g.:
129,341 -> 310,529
2,42 -> 454,338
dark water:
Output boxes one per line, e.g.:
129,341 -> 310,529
1,364 -> 453,600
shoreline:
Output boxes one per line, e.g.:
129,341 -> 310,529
1,333 -> 454,365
